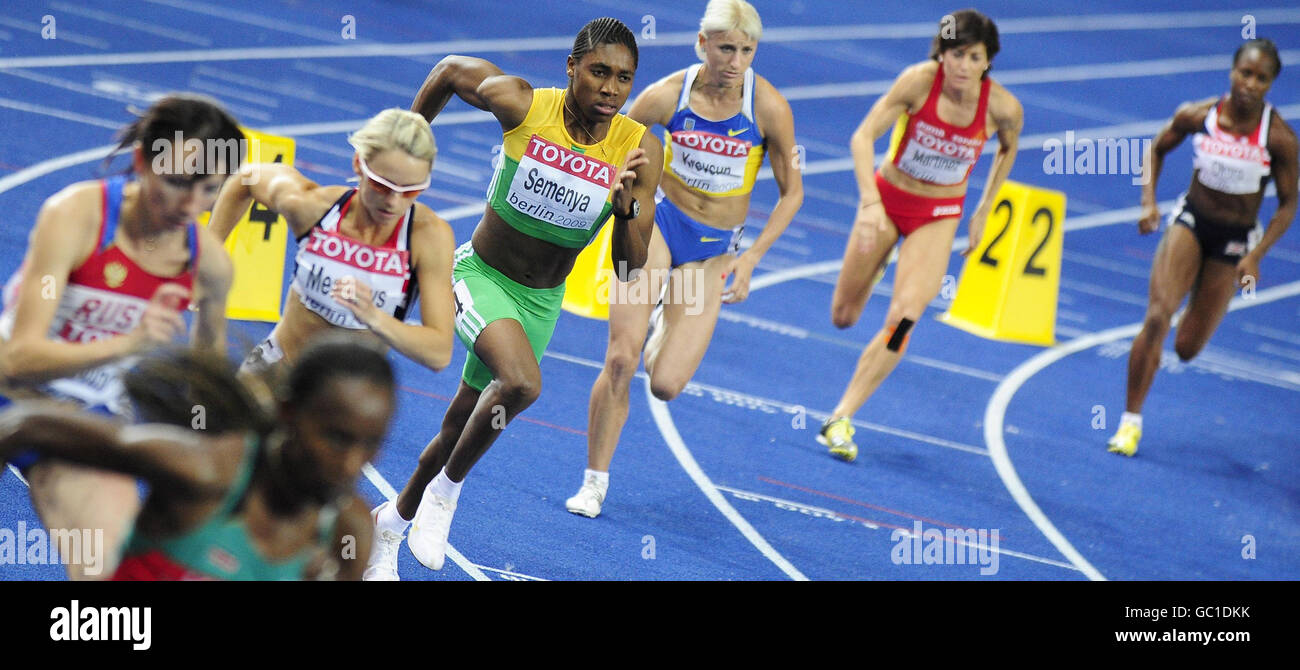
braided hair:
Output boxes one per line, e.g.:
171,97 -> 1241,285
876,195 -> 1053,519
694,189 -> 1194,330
569,17 -> 638,69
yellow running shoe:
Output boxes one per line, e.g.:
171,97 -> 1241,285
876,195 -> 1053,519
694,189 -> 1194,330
1106,423 -> 1141,457
818,417 -> 858,462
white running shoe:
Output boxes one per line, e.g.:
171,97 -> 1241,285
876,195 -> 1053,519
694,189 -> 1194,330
362,501 -> 403,581
565,478 -> 607,519
408,490 -> 457,570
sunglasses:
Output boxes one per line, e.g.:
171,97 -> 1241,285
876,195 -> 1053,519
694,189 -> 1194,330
356,154 -> 430,198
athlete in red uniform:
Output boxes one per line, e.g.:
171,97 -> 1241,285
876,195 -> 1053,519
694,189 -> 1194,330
820,10 -> 1023,462
0,94 -> 239,578
1107,39 -> 1297,456
0,337 -> 390,581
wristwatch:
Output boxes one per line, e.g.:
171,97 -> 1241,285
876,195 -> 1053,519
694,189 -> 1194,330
614,198 -> 639,220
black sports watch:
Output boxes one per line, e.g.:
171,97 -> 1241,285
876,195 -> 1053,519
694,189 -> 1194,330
614,198 -> 639,220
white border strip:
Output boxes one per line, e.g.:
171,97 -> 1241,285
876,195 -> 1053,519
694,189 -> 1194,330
645,377 -> 809,581
983,280 -> 1300,582
362,463 -> 490,581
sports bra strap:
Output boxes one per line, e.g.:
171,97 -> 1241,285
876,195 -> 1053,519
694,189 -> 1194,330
677,64 -> 701,111
101,176 -> 127,251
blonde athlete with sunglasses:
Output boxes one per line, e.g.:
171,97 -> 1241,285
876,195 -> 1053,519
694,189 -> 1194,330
209,108 -> 456,381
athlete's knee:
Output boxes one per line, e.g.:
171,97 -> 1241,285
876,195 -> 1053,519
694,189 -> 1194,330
831,304 -> 859,330
1174,331 -> 1205,362
494,373 -> 542,410
831,294 -> 866,329
603,347 -> 641,386
1141,305 -> 1175,335
649,373 -> 688,402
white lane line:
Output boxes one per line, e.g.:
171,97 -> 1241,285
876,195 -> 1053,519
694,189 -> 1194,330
266,110 -> 495,136
714,484 -> 880,529
1058,279 -> 1148,307
6,463 -> 28,486
0,68 -> 273,123
983,279 -> 1300,582
0,16 -> 109,49
46,1 -> 213,46
1257,343 -> 1300,363
361,463 -> 490,582
1062,251 -> 1150,279
545,348 -> 986,455
714,485 -> 1079,572
1192,348 -> 1300,392
4,16 -> 1298,69
188,78 -> 282,108
0,112 -> 495,200
192,66 -> 365,114
644,376 -> 809,581
778,52 -> 1299,100
718,302 -> 1004,382
0,97 -> 120,129
0,143 -> 118,195
764,101 -> 1300,180
1267,246 -> 1300,265
140,0 -> 351,43
472,565 -> 547,581
1241,321 -> 1300,346
291,61 -> 415,97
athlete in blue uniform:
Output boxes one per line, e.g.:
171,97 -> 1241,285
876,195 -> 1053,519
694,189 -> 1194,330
569,0 -> 803,518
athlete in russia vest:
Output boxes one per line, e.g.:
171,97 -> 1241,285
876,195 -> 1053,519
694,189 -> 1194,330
662,64 -> 766,198
485,88 -> 647,249
0,176 -> 197,414
290,190 -> 419,330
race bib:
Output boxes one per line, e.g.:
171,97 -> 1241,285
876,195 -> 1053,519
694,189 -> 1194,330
506,135 -> 614,230
668,130 -> 752,194
896,120 -> 981,186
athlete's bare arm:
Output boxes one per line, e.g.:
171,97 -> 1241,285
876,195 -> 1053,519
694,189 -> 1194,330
610,132 -> 663,278
332,206 -> 456,372
189,225 -> 234,357
0,400 -> 240,497
0,184 -> 185,383
724,75 -> 803,303
209,163 -> 330,241
964,82 -> 1023,256
1139,99 -> 1216,233
411,55 -> 533,132
330,494 -> 373,581
850,62 -> 936,230
1238,113 -> 1298,283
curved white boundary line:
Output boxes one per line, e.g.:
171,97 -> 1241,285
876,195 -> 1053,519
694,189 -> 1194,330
362,464 -> 489,582
644,378 -> 808,581
658,198 -> 1277,581
983,280 -> 1300,581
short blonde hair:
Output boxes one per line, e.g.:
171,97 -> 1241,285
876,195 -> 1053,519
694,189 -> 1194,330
347,108 -> 436,163
696,0 -> 762,61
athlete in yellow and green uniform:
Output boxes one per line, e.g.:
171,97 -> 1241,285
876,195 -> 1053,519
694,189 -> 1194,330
362,17 -> 664,578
